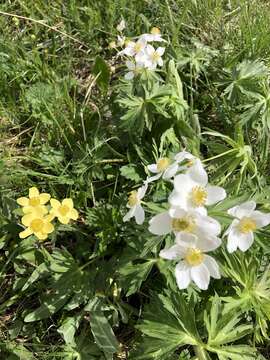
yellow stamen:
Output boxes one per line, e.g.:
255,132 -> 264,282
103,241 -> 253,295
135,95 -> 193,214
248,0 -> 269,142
185,248 -> 204,266
191,186 -> 207,207
151,51 -> 160,61
187,159 -> 194,167
59,205 -> 70,216
238,217 -> 256,234
30,218 -> 44,232
171,216 -> 195,233
134,43 -> 143,53
157,157 -> 170,172
151,27 -> 161,35
29,197 -> 40,206
128,191 -> 139,207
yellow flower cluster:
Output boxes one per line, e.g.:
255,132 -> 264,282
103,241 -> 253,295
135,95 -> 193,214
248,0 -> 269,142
17,187 -> 79,241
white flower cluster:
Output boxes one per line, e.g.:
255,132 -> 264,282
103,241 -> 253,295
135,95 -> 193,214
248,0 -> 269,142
114,20 -> 166,80
123,151 -> 270,291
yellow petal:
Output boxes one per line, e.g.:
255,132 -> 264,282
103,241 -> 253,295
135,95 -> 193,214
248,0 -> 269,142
62,198 -> 73,208
22,205 -> 48,216
35,232 -> 48,240
19,228 -> 33,239
70,209 -> 79,220
17,197 -> 29,206
58,216 -> 70,224
39,193 -> 51,205
43,222 -> 54,234
29,187 -> 39,198
46,213 -> 55,222
22,214 -> 34,227
50,198 -> 61,209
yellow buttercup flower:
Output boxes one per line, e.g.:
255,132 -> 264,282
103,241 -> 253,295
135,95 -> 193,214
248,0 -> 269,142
50,198 -> 79,224
17,187 -> 50,216
19,213 -> 54,240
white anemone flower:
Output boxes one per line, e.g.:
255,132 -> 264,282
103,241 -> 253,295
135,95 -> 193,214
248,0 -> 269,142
124,61 -> 144,80
123,183 -> 148,225
149,207 -> 221,240
144,45 -> 165,69
160,233 -> 221,290
117,19 -> 126,32
140,27 -> 166,42
169,173 -> 226,215
174,151 -> 207,184
120,39 -> 147,62
225,201 -> 270,253
146,156 -> 178,182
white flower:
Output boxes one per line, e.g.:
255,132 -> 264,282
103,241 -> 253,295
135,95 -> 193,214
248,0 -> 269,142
225,201 -> 270,253
124,60 -> 144,80
149,207 -> 221,240
144,45 -> 165,70
117,19 -> 126,32
120,39 -> 147,62
140,27 -> 166,42
146,157 -> 178,182
123,184 -> 148,224
169,173 -> 226,215
160,233 -> 221,290
174,151 -> 207,184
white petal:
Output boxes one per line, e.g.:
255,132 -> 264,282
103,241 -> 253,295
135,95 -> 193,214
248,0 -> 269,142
160,245 -> 186,260
149,212 -> 172,235
204,255 -> 220,279
134,205 -> 145,225
146,44 -> 155,55
168,190 -> 187,209
238,232 -> 254,252
195,235 -> 222,252
226,228 -> 239,253
163,162 -> 178,179
157,58 -> 163,67
190,263 -> 210,290
174,151 -> 194,162
206,185 -> 226,205
224,219 -> 239,236
147,163 -> 159,173
186,159 -> 208,185
173,174 -> 195,195
175,262 -> 191,289
123,207 -> 136,222
124,71 -> 134,80
195,214 -> 221,236
156,47 -> 165,56
146,172 -> 162,183
138,183 -> 148,199
176,232 -> 197,247
228,201 -> 256,219
251,211 -> 270,229
169,207 -> 187,219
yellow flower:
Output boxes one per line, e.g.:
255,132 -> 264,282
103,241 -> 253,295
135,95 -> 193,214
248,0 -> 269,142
19,213 -> 54,240
50,198 -> 79,224
17,187 -> 50,216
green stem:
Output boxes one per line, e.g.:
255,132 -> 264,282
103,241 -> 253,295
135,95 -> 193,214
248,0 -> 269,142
193,345 -> 209,360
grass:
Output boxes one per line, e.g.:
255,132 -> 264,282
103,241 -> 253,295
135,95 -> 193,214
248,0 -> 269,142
1,0 -> 270,359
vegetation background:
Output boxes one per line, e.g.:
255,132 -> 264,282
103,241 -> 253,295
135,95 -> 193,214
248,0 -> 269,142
1,0 -> 270,359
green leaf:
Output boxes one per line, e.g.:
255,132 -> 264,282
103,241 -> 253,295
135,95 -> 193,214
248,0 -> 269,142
93,56 -> 110,93
58,314 -> 82,346
89,299 -> 119,358
120,164 -> 141,182
119,260 -> 154,296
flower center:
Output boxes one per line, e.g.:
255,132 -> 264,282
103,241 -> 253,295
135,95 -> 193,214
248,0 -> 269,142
128,191 -> 139,207
238,217 -> 256,234
29,197 -> 40,206
190,186 -> 207,207
151,51 -> 160,62
30,218 -> 44,232
59,205 -> 70,216
187,159 -> 194,167
185,248 -> 204,266
171,216 -> 195,233
151,27 -> 161,35
134,43 -> 143,53
157,157 -> 170,172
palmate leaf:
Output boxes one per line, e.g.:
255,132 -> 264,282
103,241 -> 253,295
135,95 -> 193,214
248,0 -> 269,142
132,291 -> 199,359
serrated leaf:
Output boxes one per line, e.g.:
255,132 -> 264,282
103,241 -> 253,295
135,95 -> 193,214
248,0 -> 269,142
120,164 -> 141,182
